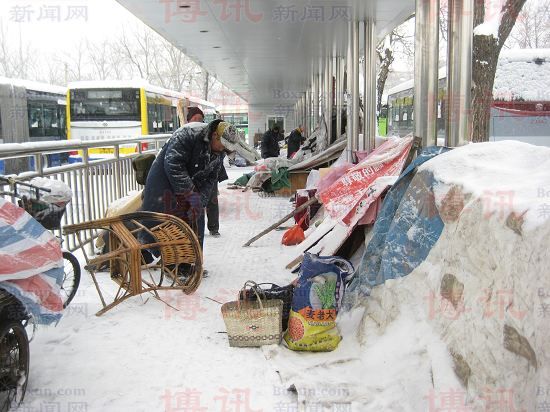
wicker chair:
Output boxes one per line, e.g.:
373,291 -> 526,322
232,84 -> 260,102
63,212 -> 203,316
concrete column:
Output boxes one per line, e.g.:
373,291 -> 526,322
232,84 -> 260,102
446,0 -> 474,146
414,0 -> 440,147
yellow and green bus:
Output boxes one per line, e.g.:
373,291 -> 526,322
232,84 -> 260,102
67,80 -> 218,160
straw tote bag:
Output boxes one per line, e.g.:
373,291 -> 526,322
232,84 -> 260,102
221,281 -> 283,347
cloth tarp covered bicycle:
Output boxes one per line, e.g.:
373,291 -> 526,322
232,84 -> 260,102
0,198 -> 64,324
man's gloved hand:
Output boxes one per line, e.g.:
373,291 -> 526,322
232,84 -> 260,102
192,155 -> 222,188
174,191 -> 202,221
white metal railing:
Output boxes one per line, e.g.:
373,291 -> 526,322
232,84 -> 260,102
0,135 -> 170,251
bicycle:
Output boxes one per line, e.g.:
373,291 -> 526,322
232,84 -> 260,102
0,176 -> 81,309
0,290 -> 29,411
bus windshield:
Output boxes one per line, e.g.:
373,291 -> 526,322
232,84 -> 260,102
70,88 -> 140,121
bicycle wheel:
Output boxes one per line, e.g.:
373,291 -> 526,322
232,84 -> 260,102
61,251 -> 81,309
0,321 -> 29,412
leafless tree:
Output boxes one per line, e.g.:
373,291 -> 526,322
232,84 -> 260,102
87,39 -> 114,80
0,21 -> 13,77
0,21 -> 38,79
117,25 -> 154,81
57,39 -> 90,82
472,0 -> 528,142
506,0 -> 550,48
376,17 -> 414,113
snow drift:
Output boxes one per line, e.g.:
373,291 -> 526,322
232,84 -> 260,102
357,141 -> 550,410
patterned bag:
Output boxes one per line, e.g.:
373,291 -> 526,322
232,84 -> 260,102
284,253 -> 355,351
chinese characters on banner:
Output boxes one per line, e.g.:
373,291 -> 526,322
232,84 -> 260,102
318,136 -> 414,227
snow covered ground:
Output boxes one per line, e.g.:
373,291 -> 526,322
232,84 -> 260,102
22,165 -> 301,412
19,141 -> 550,411
22,165 -> 454,412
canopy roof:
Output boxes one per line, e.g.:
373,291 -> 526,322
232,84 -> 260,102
116,0 -> 414,106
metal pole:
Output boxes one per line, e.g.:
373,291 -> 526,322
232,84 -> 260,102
336,56 -> 342,143
414,0 -> 440,147
327,57 -> 333,145
305,88 -> 311,137
364,18 -> 377,152
352,19 -> 360,153
312,73 -> 318,128
346,22 -> 353,161
320,64 -> 326,125
446,0 -> 474,146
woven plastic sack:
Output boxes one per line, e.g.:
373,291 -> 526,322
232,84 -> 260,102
284,253 -> 354,351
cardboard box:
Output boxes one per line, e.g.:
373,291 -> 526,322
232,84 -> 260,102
274,171 -> 310,197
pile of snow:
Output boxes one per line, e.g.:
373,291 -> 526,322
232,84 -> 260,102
360,141 -> 550,410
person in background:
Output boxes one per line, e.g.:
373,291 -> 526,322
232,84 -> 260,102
261,125 -> 281,159
141,120 -> 237,273
186,107 -> 225,237
286,125 -> 305,159
187,106 -> 204,123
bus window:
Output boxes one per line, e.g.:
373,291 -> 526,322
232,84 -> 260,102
147,103 -> 156,133
43,104 -> 59,137
70,89 -> 140,121
28,103 -> 43,137
162,105 -> 172,132
58,105 -> 67,139
171,107 -> 177,130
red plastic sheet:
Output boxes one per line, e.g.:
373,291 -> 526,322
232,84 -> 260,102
318,136 -> 414,225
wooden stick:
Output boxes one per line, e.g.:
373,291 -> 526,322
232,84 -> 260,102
243,196 -> 319,247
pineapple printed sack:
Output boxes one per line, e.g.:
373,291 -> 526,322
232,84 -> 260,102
284,253 -> 355,351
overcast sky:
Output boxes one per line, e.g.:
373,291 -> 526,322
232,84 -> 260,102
0,0 -> 138,53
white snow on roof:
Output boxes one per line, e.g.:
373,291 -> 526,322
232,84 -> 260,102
387,49 -> 550,102
0,76 -> 66,96
386,67 -> 447,96
493,49 -> 550,101
68,79 -> 217,109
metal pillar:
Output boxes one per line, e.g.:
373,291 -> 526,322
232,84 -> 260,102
351,21 -> 360,150
335,56 -> 342,143
313,72 -> 320,128
305,89 -> 310,137
446,0 -> 474,146
363,18 -> 376,152
326,57 -> 333,145
304,93 -> 307,134
414,0 -> 440,147
350,20 -> 360,155
320,64 -> 326,122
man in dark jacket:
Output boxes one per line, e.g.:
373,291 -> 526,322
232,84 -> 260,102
186,107 -> 224,237
261,125 -> 281,159
141,119 -> 237,249
286,125 -> 305,159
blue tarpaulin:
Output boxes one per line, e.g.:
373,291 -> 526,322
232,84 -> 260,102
347,146 -> 451,298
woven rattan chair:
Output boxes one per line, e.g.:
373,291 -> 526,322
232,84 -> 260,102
63,212 -> 203,316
